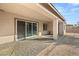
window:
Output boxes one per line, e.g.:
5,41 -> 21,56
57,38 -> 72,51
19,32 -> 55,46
43,23 -> 47,31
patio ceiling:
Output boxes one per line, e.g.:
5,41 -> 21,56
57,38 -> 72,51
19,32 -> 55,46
0,3 -> 56,22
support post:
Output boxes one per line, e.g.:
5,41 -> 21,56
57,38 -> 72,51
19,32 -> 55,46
53,19 -> 58,39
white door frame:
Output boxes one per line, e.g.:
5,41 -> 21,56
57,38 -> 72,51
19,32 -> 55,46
15,18 -> 39,41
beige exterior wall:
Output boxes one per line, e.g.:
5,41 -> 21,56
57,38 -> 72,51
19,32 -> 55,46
39,22 -> 53,35
0,11 -> 48,44
0,11 -> 15,44
0,12 -> 50,44
0,4 -> 65,42
38,22 -> 43,36
58,22 -> 64,35
53,18 -> 58,39
0,10 -> 65,44
48,22 -> 53,34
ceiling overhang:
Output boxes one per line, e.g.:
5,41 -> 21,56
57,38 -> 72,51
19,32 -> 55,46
0,3 -> 56,22
0,3 -> 65,23
40,3 -> 65,22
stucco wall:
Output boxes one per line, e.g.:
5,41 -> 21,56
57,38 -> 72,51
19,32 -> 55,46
0,11 -> 46,44
0,11 -> 65,43
0,11 -> 15,44
38,22 -> 43,36
39,22 -> 53,35
48,22 -> 53,34
58,22 -> 64,35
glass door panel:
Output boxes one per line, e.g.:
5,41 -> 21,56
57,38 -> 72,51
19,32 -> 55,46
17,20 -> 38,40
27,22 -> 32,37
33,23 -> 37,35
17,21 -> 25,39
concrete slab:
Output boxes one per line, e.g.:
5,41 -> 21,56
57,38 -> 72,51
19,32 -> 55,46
0,33 -> 79,56
0,39 -> 54,56
46,33 -> 79,56
48,44 -> 79,56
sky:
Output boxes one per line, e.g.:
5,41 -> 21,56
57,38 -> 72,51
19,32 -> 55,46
53,3 -> 79,24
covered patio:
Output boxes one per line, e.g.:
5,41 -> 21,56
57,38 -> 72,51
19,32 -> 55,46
0,3 -> 65,44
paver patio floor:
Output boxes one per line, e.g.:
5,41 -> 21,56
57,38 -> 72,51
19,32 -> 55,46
0,39 -> 55,56
0,33 -> 79,56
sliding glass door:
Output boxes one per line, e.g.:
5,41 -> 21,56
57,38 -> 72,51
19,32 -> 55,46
17,20 -> 38,40
26,22 -> 37,37
33,23 -> 37,35
17,21 -> 25,39
27,22 -> 32,37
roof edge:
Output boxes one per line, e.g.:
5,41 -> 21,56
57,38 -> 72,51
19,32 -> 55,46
40,3 -> 65,22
